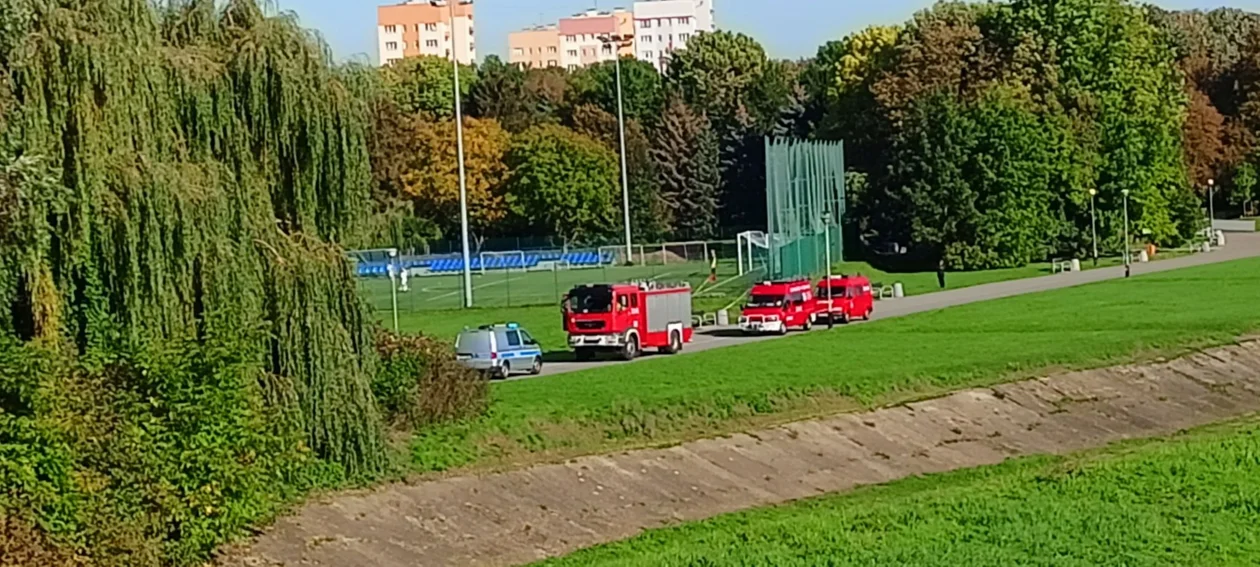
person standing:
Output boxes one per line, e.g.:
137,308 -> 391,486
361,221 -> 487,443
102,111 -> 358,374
937,258 -> 947,289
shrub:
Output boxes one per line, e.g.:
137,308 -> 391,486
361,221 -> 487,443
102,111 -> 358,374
374,330 -> 489,429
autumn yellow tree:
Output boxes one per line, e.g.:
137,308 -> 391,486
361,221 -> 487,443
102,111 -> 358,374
402,116 -> 511,238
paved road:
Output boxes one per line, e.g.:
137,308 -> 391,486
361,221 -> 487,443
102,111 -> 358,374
526,233 -> 1260,379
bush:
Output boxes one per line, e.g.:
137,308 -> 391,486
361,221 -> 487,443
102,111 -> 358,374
0,336 -> 344,567
373,330 -> 489,429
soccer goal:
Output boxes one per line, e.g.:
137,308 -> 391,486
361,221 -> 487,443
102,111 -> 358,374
478,250 -> 528,275
737,232 -> 770,276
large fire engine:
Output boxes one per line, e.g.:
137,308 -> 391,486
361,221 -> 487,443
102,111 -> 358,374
563,282 -> 694,361
739,279 -> 820,335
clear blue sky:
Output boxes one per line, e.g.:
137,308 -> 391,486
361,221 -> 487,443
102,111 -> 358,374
277,0 -> 1250,64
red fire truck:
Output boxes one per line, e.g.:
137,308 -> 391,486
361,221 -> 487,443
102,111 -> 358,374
563,282 -> 694,361
816,275 -> 875,323
739,279 -> 820,335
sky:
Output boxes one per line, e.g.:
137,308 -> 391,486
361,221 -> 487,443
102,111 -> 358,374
277,0 -> 1255,64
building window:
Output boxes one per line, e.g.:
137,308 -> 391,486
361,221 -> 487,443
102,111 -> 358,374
679,16 -> 692,24
426,39 -> 439,48
568,64 -> 578,70
566,35 -> 575,43
548,60 -> 558,67
385,41 -> 399,51
640,19 -> 651,29
643,35 -> 652,43
514,48 -> 524,56
679,33 -> 691,42
567,49 -> 578,57
384,25 -> 397,34
469,43 -> 475,52
469,27 -> 474,35
602,44 -> 612,55
548,46 -> 557,53
425,23 -> 437,31
644,50 -> 653,59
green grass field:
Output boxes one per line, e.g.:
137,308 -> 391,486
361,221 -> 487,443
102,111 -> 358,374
538,417 -> 1260,566
406,257 -> 1260,473
361,260 -> 749,314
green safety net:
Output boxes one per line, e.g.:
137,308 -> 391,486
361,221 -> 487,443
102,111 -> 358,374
765,137 -> 846,280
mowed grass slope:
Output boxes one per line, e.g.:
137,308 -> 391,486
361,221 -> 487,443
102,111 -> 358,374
539,417 -> 1260,566
409,258 -> 1260,473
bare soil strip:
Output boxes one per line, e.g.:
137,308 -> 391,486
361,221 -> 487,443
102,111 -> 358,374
227,341 -> 1260,567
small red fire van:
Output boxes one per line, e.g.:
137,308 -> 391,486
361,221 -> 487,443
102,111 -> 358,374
739,279 -> 820,335
816,275 -> 875,323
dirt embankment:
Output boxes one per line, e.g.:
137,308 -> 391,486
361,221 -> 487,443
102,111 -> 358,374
225,340 -> 1260,567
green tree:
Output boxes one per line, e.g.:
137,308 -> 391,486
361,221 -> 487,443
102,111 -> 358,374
667,31 -> 788,228
570,104 -> 669,241
504,125 -> 619,242
882,90 -> 1065,269
570,57 -> 664,125
651,96 -> 721,239
469,55 -> 539,133
381,55 -> 479,118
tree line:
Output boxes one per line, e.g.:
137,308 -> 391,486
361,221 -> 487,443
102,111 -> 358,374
370,1 -> 1260,269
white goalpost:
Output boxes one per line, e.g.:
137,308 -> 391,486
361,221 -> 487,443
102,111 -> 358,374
737,231 -> 770,276
478,250 -> 528,275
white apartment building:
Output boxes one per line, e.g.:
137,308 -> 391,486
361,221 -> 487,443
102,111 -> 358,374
632,0 -> 715,72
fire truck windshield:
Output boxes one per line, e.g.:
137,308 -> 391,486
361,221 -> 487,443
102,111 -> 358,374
747,294 -> 785,308
817,285 -> 849,298
567,287 -> 613,313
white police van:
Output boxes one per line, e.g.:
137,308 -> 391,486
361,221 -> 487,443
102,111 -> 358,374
455,323 -> 543,378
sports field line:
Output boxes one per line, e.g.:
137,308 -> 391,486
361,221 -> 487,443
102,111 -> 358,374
421,271 -> 528,303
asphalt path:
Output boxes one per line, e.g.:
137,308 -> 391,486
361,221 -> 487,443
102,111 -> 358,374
520,233 -> 1260,380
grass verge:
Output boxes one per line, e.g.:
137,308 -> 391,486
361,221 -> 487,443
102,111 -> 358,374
537,415 -> 1260,566
406,257 -> 1260,474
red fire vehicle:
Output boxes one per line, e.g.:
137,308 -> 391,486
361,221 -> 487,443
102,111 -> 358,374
739,279 -> 820,335
563,282 -> 694,361
816,275 -> 875,323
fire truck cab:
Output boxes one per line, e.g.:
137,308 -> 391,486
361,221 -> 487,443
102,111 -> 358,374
739,280 -> 819,335
563,282 -> 693,361
816,275 -> 875,323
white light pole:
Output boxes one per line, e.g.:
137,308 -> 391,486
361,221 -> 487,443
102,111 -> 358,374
388,248 -> 400,332
1122,189 -> 1131,268
1089,188 -> 1099,266
821,211 -> 833,288
433,0 -> 474,308
1208,178 -> 1216,233
600,34 -> 634,264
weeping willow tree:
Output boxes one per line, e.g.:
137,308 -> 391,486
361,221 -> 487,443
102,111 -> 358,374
0,0 -> 384,490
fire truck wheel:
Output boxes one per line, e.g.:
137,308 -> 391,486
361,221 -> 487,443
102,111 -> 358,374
778,323 -> 789,336
530,356 -> 543,375
662,331 -> 682,354
863,308 -> 873,321
575,348 -> 595,362
803,317 -> 813,331
621,334 -> 640,361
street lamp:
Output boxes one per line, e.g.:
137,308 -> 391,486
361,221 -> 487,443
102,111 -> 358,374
1122,189 -> 1131,268
599,34 -> 634,264
1089,188 -> 1099,266
432,0 -> 474,308
821,211 -> 833,284
1208,178 -> 1216,235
